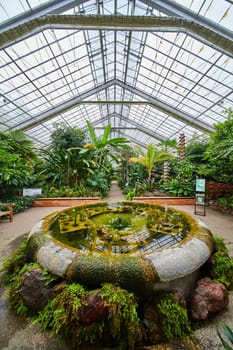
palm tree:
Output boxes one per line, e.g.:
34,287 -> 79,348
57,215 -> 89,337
129,143 -> 174,189
1,130 -> 36,161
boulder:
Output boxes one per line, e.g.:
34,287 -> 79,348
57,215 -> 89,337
143,303 -> 162,344
20,268 -> 52,312
79,291 -> 107,325
190,278 -> 228,321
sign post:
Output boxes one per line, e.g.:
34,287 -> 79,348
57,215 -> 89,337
194,179 -> 206,216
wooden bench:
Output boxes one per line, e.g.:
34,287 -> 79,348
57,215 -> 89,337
0,203 -> 14,222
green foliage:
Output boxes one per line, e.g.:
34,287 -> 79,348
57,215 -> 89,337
209,236 -> 233,289
0,131 -> 37,196
203,108 -> 233,183
51,123 -> 85,154
2,237 -> 28,276
185,135 -> 209,165
43,185 -> 94,198
160,177 -> 195,197
1,195 -> 34,213
99,283 -> 142,349
129,144 -> 174,189
33,282 -> 141,349
217,196 -> 233,209
160,159 -> 196,197
86,171 -> 111,198
213,235 -> 229,253
218,324 -> 233,350
126,188 -> 136,200
4,261 -> 57,316
33,283 -> 87,336
2,239 -> 58,315
39,123 -> 86,187
156,292 -> 192,342
86,120 -> 129,150
108,217 -> 131,230
211,252 -> 233,288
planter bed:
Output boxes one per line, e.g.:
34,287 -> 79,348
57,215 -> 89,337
33,197 -> 100,207
133,197 -> 195,205
207,200 -> 233,216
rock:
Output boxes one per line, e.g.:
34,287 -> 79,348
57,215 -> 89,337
173,290 -> 187,309
143,303 -> 162,344
190,278 -> 229,321
20,268 -> 52,312
79,291 -> 107,325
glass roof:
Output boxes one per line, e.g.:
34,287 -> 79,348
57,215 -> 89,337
0,0 -> 233,149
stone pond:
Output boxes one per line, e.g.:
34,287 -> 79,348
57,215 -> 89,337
28,201 -> 214,297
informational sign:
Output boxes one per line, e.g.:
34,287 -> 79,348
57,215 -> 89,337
194,179 -> 206,216
23,188 -> 42,197
196,193 -> 205,205
196,178 -> 206,193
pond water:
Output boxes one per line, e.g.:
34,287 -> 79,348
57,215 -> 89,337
50,202 -> 189,255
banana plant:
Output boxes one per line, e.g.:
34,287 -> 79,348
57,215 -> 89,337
82,120 -> 129,168
129,143 -> 174,189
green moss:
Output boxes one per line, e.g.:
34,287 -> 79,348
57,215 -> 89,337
156,292 -> 192,342
67,255 -> 158,292
27,233 -> 50,260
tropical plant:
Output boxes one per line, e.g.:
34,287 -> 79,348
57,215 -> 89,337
0,130 -> 37,161
218,324 -> 233,350
0,131 -> 37,197
39,124 -> 86,186
129,144 -> 174,189
82,120 -> 129,170
202,108 -> 233,183
160,159 -> 196,197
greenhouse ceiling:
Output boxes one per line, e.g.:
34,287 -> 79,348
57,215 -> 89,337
1,0 -> 233,149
